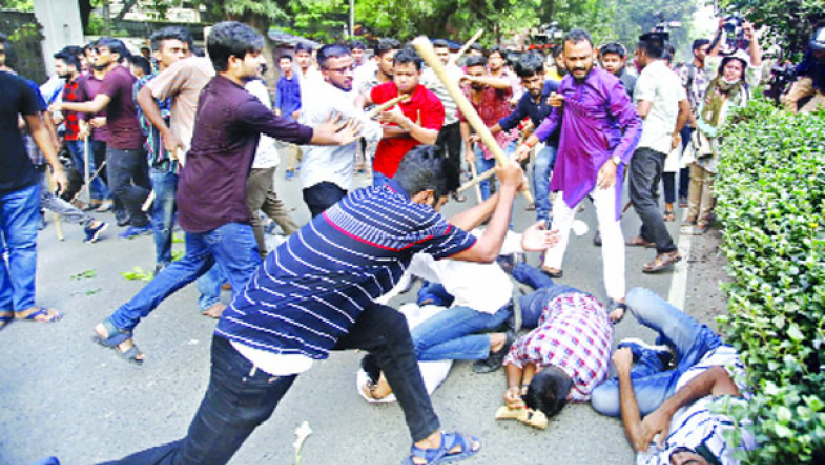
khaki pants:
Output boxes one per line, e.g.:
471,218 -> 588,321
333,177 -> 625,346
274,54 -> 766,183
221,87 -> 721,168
286,144 -> 303,172
246,166 -> 299,260
782,77 -> 825,113
687,163 -> 715,226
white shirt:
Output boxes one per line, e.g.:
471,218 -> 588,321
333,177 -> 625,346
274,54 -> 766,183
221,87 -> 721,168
406,230 -> 521,314
637,345 -> 755,465
421,64 -> 463,125
245,79 -> 280,169
634,60 -> 686,154
299,80 -> 381,190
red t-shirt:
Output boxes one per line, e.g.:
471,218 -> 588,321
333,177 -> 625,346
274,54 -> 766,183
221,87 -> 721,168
370,83 -> 445,177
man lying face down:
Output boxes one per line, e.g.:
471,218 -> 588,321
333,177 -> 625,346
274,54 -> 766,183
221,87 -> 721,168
502,263 -> 614,420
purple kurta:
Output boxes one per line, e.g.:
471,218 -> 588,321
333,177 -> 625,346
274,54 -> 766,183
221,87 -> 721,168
534,67 -> 642,220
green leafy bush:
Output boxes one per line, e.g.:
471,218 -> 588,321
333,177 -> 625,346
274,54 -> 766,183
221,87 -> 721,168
714,99 -> 825,464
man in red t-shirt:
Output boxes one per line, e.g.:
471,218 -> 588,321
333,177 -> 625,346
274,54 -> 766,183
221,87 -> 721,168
356,48 -> 445,186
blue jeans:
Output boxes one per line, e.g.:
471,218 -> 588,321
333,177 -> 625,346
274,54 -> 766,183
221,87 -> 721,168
66,139 -> 110,201
372,171 -> 391,188
197,265 -> 226,311
0,183 -> 41,311
149,169 -> 178,267
411,304 -> 511,361
590,287 -> 723,417
474,147 -> 497,201
109,223 -> 261,332
533,144 -> 557,223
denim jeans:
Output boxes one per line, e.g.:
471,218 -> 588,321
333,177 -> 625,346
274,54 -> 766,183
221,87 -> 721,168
108,223 -> 261,332
590,287 -> 723,417
100,304 -> 440,464
474,147 -> 497,201
533,144 -> 557,223
372,171 -> 391,188
66,139 -> 110,201
679,126 -> 694,199
302,181 -> 348,218
411,304 -> 511,361
629,147 -> 677,254
197,264 -> 226,311
106,147 -> 150,227
149,169 -> 178,267
0,183 -> 41,311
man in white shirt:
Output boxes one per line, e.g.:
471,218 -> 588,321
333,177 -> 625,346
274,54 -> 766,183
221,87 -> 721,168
299,44 -> 381,217
627,33 -> 689,273
245,75 -> 298,259
591,288 -> 755,465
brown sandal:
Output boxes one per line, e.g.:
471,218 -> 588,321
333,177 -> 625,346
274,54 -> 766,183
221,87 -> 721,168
642,251 -> 682,273
626,235 -> 657,248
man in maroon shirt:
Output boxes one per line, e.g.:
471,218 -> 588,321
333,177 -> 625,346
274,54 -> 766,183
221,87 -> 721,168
52,38 -> 150,238
356,48 -> 445,187
90,22 -> 360,365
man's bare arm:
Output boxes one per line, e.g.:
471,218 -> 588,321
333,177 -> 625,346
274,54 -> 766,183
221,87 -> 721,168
53,94 -> 110,114
636,100 -> 652,119
461,75 -> 511,89
613,349 -> 647,452
24,114 -> 67,192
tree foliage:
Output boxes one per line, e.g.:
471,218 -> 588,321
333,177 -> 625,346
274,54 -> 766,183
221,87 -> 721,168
718,0 -> 825,56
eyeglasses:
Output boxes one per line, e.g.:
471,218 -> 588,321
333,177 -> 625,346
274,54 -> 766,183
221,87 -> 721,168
324,64 -> 355,74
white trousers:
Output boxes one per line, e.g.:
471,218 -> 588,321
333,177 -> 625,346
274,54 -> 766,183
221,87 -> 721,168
542,187 -> 625,300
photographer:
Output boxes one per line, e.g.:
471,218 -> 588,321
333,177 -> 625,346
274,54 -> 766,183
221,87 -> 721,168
781,27 -> 825,113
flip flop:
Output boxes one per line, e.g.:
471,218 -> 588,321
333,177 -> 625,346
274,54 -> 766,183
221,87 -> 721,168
642,252 -> 682,273
14,307 -> 63,323
0,310 -> 12,330
625,235 -> 657,248
403,431 -> 480,465
91,318 -> 144,365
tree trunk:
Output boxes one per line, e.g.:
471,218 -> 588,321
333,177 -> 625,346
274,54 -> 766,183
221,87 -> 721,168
114,0 -> 139,22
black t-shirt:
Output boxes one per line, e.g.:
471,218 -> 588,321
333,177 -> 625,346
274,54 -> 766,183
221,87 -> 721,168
0,71 -> 40,194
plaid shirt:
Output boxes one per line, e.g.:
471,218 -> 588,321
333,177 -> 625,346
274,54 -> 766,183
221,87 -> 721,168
133,75 -> 177,173
503,292 -> 613,401
61,79 -> 82,141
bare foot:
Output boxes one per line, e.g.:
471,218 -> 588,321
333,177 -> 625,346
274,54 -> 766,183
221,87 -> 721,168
202,303 -> 227,319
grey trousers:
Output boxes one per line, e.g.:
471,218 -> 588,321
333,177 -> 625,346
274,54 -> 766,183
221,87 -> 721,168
246,167 -> 299,260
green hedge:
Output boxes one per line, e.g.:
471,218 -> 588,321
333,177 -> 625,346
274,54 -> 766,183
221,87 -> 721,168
714,100 -> 825,464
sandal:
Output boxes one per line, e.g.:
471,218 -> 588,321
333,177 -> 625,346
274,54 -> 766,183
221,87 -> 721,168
663,210 -> 675,222
91,317 -> 144,365
15,307 -> 63,323
642,251 -> 682,274
626,235 -> 657,248
540,266 -> 563,278
404,431 -> 480,465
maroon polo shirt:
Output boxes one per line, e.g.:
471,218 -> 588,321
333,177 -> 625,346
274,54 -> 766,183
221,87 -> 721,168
98,65 -> 144,149
177,75 -> 314,233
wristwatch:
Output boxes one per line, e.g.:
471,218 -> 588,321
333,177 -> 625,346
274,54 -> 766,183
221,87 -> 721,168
612,156 -> 622,166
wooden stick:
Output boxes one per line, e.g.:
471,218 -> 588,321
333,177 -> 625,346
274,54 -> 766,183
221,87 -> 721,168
468,159 -> 483,202
448,29 -> 484,68
83,135 -> 91,204
413,36 -> 533,204
366,95 -> 411,119
142,190 -> 156,212
46,170 -> 64,242
459,166 -> 495,193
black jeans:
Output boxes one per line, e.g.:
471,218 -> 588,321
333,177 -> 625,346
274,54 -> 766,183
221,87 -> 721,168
99,304 -> 439,465
303,181 -> 348,218
630,147 -> 677,254
436,121 -> 462,174
106,147 -> 150,227
678,126 -> 694,199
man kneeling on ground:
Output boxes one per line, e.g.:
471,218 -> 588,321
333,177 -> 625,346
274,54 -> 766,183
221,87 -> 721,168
591,288 -> 755,464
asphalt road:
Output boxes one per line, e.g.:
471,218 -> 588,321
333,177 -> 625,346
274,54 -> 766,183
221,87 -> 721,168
0,163 -> 693,465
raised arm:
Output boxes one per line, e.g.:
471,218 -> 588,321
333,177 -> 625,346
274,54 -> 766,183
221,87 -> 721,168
52,93 -> 110,114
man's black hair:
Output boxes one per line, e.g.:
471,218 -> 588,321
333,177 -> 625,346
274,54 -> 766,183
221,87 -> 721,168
375,38 -> 400,58
514,53 -> 544,78
96,38 -> 130,62
692,38 -> 710,52
128,55 -> 152,75
279,54 -> 293,62
470,43 -> 483,52
351,40 -> 366,50
465,56 -> 488,69
317,43 -> 351,68
600,42 -> 626,58
150,26 -> 193,52
0,33 -> 15,68
432,39 -> 450,49
552,44 -> 564,59
61,45 -> 84,59
638,32 -> 666,59
563,28 -> 594,47
523,367 -> 574,419
394,144 -> 459,199
206,21 -> 264,72
664,43 -> 676,63
488,45 -> 503,58
54,52 -> 81,71
191,47 -> 205,57
295,42 -> 313,54
84,40 -> 97,54
392,47 -> 421,70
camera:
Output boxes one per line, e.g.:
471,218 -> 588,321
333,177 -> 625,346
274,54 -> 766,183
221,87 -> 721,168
718,14 -> 748,56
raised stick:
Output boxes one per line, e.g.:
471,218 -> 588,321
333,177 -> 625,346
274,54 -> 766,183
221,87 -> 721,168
83,135 -> 91,204
366,95 -> 411,119
413,36 -> 533,203
448,29 -> 484,68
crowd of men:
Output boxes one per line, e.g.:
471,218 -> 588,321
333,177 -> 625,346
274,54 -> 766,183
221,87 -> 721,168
2,16 -> 824,465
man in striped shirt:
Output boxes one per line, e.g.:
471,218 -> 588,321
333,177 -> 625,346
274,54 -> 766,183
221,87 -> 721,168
101,141 -> 556,464
591,288 -> 755,465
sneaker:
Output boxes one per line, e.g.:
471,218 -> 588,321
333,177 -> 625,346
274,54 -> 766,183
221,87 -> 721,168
473,329 -> 515,373
83,221 -> 109,243
118,224 -> 152,240
618,337 -> 674,367
285,169 -> 295,180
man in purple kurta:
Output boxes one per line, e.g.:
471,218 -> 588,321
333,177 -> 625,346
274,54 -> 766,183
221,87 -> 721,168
516,28 -> 641,320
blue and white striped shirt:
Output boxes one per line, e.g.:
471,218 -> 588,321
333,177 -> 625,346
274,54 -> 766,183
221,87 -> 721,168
216,180 -> 476,358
